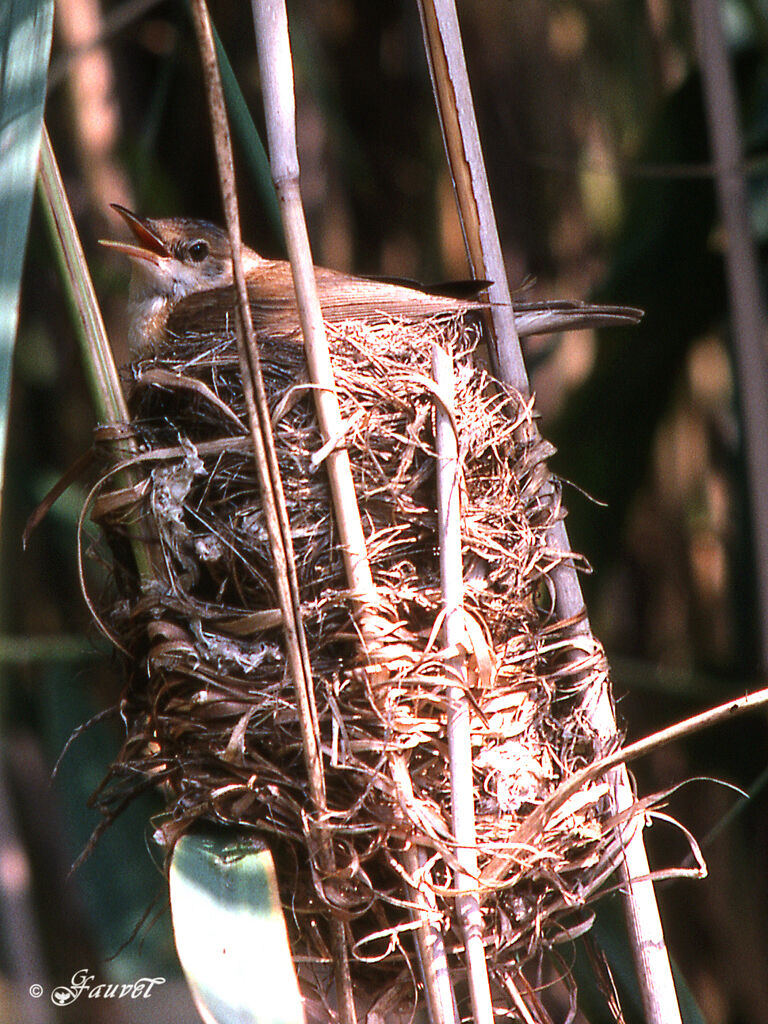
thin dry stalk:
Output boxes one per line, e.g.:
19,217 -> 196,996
252,0 -> 389,1017
431,342 -> 493,1024
533,683 -> 768,825
416,3 -> 680,1022
251,0 -> 381,642
37,125 -> 128,425
188,0 -> 325,819
416,0 -> 524,390
403,847 -> 458,1024
188,2 -> 335,1016
37,125 -> 155,583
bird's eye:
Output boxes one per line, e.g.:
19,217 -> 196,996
187,240 -> 209,262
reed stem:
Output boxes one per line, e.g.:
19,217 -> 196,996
417,3 -> 682,1022
432,342 -> 494,1024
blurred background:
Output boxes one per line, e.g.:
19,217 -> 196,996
4,0 -> 768,1021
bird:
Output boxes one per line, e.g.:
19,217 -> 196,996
101,205 -> 642,356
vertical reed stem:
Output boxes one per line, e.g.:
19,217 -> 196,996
251,0 -> 382,641
432,342 -> 494,1024
189,3 -> 347,1021
418,4 -> 681,1022
189,0 -> 325,824
404,846 -> 459,1024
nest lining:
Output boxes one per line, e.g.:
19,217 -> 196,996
85,312 -> 620,1009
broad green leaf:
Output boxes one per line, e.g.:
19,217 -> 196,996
0,0 -> 54,516
170,832 -> 305,1024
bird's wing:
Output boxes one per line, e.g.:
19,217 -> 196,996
167,262 -> 642,339
166,264 -> 477,338
272,264 -> 478,324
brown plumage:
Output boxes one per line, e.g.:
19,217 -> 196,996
101,205 -> 642,354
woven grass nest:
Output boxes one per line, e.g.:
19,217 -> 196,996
84,311 -> 621,1016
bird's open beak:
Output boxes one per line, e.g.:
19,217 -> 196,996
99,204 -> 171,265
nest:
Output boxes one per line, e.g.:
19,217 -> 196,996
84,312 -> 622,1017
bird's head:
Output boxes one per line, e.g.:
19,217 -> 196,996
101,205 -> 238,304
101,206 -> 269,351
